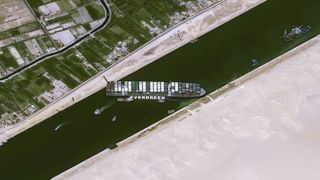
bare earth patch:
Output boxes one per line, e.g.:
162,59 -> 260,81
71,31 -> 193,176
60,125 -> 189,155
0,0 -> 35,32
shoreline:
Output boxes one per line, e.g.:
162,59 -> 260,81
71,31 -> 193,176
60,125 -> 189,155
54,34 -> 320,180
0,0 -> 266,145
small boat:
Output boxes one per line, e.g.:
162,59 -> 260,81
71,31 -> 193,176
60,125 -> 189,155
283,25 -> 311,42
112,116 -> 117,122
54,121 -> 71,132
94,100 -> 115,115
94,109 -> 101,115
167,109 -> 175,114
251,59 -> 259,66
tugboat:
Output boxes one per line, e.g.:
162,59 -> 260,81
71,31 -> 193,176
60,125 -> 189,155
112,116 -> 117,122
106,81 -> 206,103
283,25 -> 312,42
94,109 -> 102,115
251,59 -> 259,67
54,121 -> 71,131
94,100 -> 115,115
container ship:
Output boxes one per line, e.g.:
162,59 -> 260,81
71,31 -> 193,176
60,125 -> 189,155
106,81 -> 206,102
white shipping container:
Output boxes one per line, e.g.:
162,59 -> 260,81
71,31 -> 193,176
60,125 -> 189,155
143,82 -> 146,92
150,82 -> 154,92
128,82 -> 132,92
154,82 -> 157,92
119,82 -> 122,92
139,82 -> 143,92
118,82 -> 121,92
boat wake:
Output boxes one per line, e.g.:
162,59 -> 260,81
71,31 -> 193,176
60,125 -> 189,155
94,100 -> 116,115
54,121 -> 71,132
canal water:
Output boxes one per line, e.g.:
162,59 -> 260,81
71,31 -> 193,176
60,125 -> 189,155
0,0 -> 319,179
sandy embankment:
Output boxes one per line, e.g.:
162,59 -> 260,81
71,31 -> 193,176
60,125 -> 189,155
54,35 -> 320,180
0,0 -> 266,144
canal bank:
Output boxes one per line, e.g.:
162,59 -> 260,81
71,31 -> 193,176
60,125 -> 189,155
0,0 -> 266,146
0,0 -> 319,179
54,34 -> 320,180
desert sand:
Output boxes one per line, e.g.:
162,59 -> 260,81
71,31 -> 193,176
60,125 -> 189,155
54,35 -> 320,180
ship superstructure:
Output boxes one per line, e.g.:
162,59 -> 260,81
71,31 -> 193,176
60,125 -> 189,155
106,81 -> 206,102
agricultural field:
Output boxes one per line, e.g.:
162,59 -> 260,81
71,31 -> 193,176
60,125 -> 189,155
0,0 -> 219,128
0,0 -> 36,32
0,0 -> 106,78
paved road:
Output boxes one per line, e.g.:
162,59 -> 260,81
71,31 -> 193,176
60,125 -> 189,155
0,0 -> 111,82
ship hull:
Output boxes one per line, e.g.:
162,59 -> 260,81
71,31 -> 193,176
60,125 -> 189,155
106,81 -> 206,102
